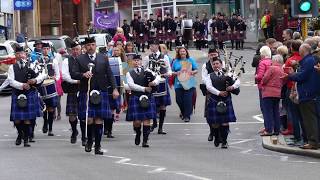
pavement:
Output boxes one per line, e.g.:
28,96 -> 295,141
1,49 -> 320,180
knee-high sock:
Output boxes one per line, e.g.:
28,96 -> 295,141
87,124 -> 94,144
15,123 -> 23,137
95,124 -> 103,148
143,125 -> 150,143
134,126 -> 141,135
23,124 -> 30,142
158,110 -> 166,130
30,120 -> 35,138
152,117 -> 157,127
69,119 -> 78,135
48,111 -> 54,131
43,111 -> 48,127
80,120 -> 86,140
220,125 -> 229,143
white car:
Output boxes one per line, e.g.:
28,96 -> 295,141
78,33 -> 112,53
0,43 -> 16,93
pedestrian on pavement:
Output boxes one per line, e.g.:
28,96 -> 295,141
256,46 -> 272,134
172,47 -> 198,122
204,57 -> 240,148
61,41 -> 82,145
261,9 -> 270,40
260,54 -> 285,136
126,54 -> 161,147
8,46 -> 45,147
71,37 -> 119,155
287,43 -> 320,150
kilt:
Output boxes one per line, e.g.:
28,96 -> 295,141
35,92 -> 43,117
10,90 -> 39,121
66,93 -> 78,116
126,95 -> 156,121
109,95 -> 121,111
155,83 -> 171,107
194,33 -> 205,40
44,96 -> 58,108
218,31 -> 229,42
236,31 -> 246,40
212,32 -> 219,41
230,31 -> 238,41
135,34 -> 148,44
78,91 -> 112,120
156,30 -> 166,42
206,95 -> 236,124
166,31 -> 176,41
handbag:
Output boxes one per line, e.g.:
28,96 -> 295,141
216,101 -> 227,114
17,94 -> 28,108
139,95 -> 150,109
90,90 -> 102,105
289,84 -> 299,104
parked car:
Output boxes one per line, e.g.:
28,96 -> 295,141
29,35 -> 73,54
78,33 -> 112,53
0,43 -> 16,94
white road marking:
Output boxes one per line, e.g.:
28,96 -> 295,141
240,149 -> 253,154
229,139 -> 255,145
175,172 -> 212,180
3,134 -> 8,137
253,114 -> 264,122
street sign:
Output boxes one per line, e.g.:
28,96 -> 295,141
14,0 -> 33,11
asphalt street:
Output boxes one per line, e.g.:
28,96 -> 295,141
0,49 -> 320,180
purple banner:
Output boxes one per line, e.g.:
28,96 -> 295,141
94,11 -> 119,29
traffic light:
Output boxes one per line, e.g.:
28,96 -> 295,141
291,0 -> 318,17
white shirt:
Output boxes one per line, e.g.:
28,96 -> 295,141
205,70 -> 241,96
8,61 -> 46,90
142,51 -> 172,76
62,57 -> 78,84
87,53 -> 97,61
126,68 -> 161,92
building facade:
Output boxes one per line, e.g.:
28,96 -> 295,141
0,0 -> 14,41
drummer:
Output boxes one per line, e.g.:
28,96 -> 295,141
143,39 -> 172,134
172,47 -> 198,122
39,42 -> 60,136
8,46 -> 45,147
126,54 -> 161,147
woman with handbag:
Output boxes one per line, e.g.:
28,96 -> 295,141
204,58 -> 239,148
172,47 -> 198,122
126,54 -> 160,148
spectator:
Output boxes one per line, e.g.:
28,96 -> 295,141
112,27 -> 127,45
261,10 -> 270,40
260,54 -> 285,136
293,32 -> 302,40
271,41 -> 283,55
282,29 -> 293,43
265,38 -> 276,49
276,45 -> 289,61
287,43 -> 320,150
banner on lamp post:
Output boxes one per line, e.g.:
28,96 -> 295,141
94,11 -> 120,29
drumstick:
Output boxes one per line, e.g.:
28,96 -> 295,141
85,63 -> 95,139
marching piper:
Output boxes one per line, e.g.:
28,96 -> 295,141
62,41 -> 83,144
228,13 -> 238,50
143,40 -> 172,134
147,14 -> 157,46
126,54 -> 161,147
39,42 -> 60,136
155,16 -> 165,44
204,57 -> 240,148
164,14 -> 177,51
235,15 -> 247,50
71,37 -> 119,155
30,40 -> 43,62
216,14 -> 229,50
192,16 -> 206,50
8,46 -> 45,147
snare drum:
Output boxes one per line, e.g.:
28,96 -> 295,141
38,79 -> 58,99
153,78 -> 167,97
109,57 -> 123,91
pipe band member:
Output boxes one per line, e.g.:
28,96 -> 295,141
204,57 -> 240,148
8,46 -> 46,147
62,41 -> 82,145
126,54 -> 161,148
71,37 -> 119,155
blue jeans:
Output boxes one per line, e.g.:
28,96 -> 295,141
175,88 -> 195,119
286,89 -> 303,140
262,97 -> 280,134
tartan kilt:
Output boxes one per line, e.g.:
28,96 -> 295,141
109,94 -> 121,111
78,91 -> 112,120
155,83 -> 171,107
230,31 -> 238,41
236,31 -> 246,40
126,95 -> 156,121
35,92 -> 43,117
43,96 -> 58,108
10,90 -> 38,121
166,31 -> 176,41
218,31 -> 229,42
66,93 -> 78,116
194,33 -> 205,40
135,34 -> 148,44
212,32 -> 219,41
156,30 -> 166,42
206,95 -> 236,124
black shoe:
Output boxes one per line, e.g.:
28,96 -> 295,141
221,142 -> 228,149
208,133 -> 213,142
135,133 -> 141,145
85,142 -> 92,152
107,133 -> 114,138
94,147 -> 104,155
24,143 -> 31,147
142,142 -> 149,148
70,130 -> 78,144
48,131 -> 54,136
29,137 -> 35,143
158,129 -> 167,135
42,126 -> 48,134
214,137 -> 220,147
15,136 -> 22,146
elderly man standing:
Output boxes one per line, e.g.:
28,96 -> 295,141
287,43 -> 320,150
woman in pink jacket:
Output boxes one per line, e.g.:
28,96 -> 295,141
260,54 -> 285,136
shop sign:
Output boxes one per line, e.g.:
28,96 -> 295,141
1,0 -> 14,14
13,0 -> 33,11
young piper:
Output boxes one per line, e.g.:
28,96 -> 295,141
126,54 -> 160,147
205,58 -> 240,148
8,46 -> 45,147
